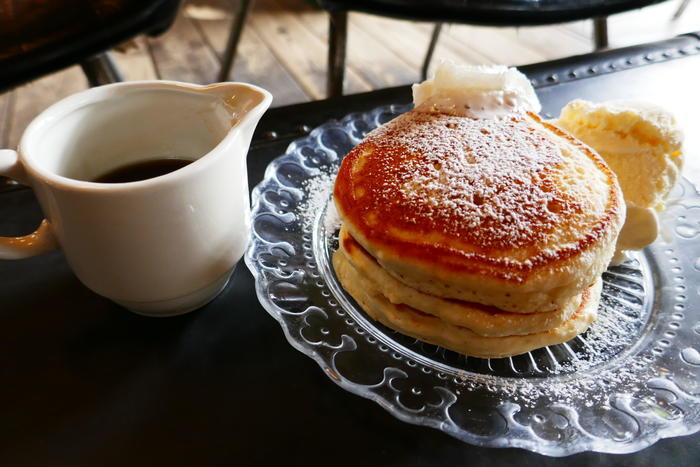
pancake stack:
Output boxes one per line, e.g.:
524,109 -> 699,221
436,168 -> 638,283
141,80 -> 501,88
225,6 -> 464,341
332,107 -> 625,358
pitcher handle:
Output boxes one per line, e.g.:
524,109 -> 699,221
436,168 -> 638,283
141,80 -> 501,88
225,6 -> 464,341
0,149 -> 59,259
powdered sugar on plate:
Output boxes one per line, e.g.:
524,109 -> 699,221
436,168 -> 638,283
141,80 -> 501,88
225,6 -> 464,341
295,154 -> 656,408
296,168 -> 339,237
248,103 -> 700,455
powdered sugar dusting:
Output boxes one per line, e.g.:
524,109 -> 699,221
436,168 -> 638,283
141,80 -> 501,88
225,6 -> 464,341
250,103 -> 698,454
297,170 -> 339,237
346,110 -> 591,251
449,260 -> 653,408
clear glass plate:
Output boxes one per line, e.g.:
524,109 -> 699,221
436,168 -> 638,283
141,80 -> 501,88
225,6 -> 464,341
245,104 -> 700,456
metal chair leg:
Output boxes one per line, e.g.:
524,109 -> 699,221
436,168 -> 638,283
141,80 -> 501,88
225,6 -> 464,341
327,10 -> 348,98
673,0 -> 691,20
422,23 -> 443,80
218,0 -> 254,82
80,52 -> 124,87
593,16 -> 608,50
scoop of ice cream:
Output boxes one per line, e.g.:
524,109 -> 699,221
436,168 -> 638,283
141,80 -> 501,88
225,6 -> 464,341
556,99 -> 683,211
554,99 -> 684,262
412,62 -> 541,118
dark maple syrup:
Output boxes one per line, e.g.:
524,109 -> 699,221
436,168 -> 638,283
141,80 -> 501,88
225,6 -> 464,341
94,159 -> 191,183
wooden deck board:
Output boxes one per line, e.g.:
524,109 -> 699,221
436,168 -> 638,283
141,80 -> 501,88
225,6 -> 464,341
112,37 -> 159,81
0,92 -> 12,148
1,0 -> 698,146
187,1 -> 310,106
292,5 -> 422,90
513,25 -> 592,58
146,12 -> 220,83
7,66 -> 87,149
442,25 -> 548,65
249,0 -> 371,98
607,0 -> 700,47
353,14 -> 494,73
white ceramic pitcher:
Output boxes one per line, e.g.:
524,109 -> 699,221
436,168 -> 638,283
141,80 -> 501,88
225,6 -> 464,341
0,81 -> 272,316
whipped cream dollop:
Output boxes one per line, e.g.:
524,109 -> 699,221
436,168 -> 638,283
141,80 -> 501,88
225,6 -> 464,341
412,62 -> 541,118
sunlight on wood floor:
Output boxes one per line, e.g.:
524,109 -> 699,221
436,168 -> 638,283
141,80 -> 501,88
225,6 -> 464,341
1,0 -> 698,149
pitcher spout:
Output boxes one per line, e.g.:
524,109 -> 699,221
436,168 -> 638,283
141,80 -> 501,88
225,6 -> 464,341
202,82 -> 272,137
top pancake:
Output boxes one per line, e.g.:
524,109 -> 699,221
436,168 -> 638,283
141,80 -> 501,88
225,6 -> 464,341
333,109 -> 625,313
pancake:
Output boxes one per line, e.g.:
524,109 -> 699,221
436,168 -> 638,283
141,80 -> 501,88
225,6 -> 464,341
333,249 -> 601,359
336,226 -> 581,336
333,109 -> 625,314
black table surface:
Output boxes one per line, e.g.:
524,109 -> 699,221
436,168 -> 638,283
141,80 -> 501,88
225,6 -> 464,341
1,34 -> 700,466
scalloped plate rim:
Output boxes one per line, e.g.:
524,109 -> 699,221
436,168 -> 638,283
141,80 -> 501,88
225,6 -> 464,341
244,104 -> 700,457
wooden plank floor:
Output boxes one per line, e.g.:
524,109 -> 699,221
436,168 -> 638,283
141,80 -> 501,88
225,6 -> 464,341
2,0 -> 699,149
